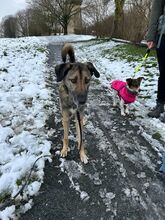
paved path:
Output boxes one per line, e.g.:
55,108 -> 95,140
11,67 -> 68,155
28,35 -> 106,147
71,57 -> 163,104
21,43 -> 165,220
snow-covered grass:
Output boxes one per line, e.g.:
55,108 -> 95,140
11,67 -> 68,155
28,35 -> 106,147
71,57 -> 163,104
74,40 -> 165,154
0,37 -> 52,219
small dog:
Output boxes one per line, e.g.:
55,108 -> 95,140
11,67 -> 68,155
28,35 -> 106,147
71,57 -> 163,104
55,43 -> 100,164
110,77 -> 143,116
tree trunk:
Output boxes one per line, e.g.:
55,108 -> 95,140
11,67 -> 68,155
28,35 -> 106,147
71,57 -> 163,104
63,25 -> 68,35
112,0 -> 125,38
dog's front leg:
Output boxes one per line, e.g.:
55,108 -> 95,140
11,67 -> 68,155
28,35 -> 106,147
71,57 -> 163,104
112,90 -> 118,107
80,144 -> 88,164
125,104 -> 130,115
61,111 -> 70,157
76,113 -> 88,164
120,99 -> 126,116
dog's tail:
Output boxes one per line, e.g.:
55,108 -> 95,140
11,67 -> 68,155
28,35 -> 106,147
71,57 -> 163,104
61,43 -> 75,63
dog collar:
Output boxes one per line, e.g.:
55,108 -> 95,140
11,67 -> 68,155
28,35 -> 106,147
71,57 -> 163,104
126,86 -> 139,96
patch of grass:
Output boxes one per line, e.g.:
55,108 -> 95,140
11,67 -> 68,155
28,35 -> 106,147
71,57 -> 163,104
152,132 -> 162,141
44,104 -> 50,109
0,191 -> 11,203
0,68 -> 8,73
3,51 -> 7,56
30,174 -> 39,182
136,115 -> 144,119
138,94 -> 152,99
16,174 -> 39,186
36,47 -> 46,53
106,76 -> 112,81
88,38 -> 110,45
16,178 -> 24,186
78,39 -> 110,50
101,44 -> 157,63
131,108 -> 136,112
20,46 -> 28,50
94,79 -> 101,85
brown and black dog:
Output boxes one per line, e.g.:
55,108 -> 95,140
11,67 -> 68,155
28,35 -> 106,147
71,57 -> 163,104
55,43 -> 100,163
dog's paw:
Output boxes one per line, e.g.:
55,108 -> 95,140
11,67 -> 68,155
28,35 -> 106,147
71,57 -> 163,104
121,112 -> 126,116
83,117 -> 87,126
80,152 -> 88,164
77,143 -> 81,150
60,148 -> 68,157
125,110 -> 129,115
112,101 -> 117,107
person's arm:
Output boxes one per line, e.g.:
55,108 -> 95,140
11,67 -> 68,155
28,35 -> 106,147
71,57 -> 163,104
146,0 -> 164,47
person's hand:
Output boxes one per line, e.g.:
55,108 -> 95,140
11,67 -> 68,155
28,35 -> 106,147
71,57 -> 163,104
147,41 -> 155,49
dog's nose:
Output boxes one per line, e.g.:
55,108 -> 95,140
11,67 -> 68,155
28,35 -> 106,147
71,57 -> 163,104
79,101 -> 86,105
78,94 -> 87,105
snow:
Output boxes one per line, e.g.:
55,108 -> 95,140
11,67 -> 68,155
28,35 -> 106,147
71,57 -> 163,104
99,188 -> 116,213
0,36 -> 51,219
0,206 -> 16,220
38,34 -> 96,45
0,34 -> 165,219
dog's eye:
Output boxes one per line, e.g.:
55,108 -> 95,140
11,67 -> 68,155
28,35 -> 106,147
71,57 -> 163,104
70,78 -> 77,83
85,78 -> 90,84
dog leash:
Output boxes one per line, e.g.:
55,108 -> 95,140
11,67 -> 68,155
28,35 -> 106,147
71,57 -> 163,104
76,110 -> 82,151
0,155 -> 52,211
132,48 -> 150,78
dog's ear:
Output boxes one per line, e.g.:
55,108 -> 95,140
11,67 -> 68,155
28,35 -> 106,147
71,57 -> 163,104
126,78 -> 132,86
137,77 -> 144,84
86,62 -> 100,78
55,63 -> 72,82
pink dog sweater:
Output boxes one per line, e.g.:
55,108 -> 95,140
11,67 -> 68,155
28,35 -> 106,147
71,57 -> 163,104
111,80 -> 137,104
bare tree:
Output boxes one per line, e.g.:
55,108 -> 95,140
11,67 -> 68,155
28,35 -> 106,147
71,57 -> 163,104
56,0 -> 83,34
16,10 -> 30,36
82,0 -> 112,37
27,0 -> 55,34
126,0 -> 151,22
2,16 -> 17,38
122,0 -> 152,42
28,7 -> 55,35
28,0 -> 82,34
0,22 -> 4,37
112,0 -> 126,38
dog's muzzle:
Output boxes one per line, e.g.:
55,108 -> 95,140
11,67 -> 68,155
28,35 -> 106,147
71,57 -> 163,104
73,93 -> 87,106
78,94 -> 87,105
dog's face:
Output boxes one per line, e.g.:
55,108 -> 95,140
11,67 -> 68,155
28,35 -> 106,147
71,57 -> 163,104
55,62 -> 100,106
126,77 -> 143,93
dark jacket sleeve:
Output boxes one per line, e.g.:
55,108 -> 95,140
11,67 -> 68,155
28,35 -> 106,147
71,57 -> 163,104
146,0 -> 165,42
